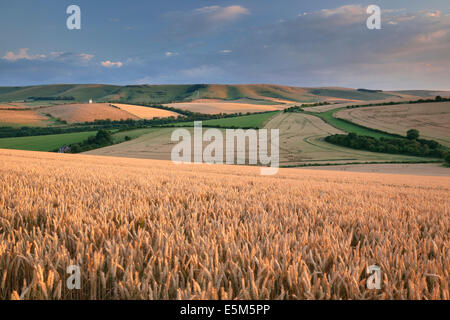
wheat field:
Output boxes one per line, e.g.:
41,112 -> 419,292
39,103 -> 138,123
111,104 -> 180,119
0,110 -> 49,126
0,149 -> 448,300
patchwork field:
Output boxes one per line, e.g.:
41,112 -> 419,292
0,109 -> 49,126
39,103 -> 138,124
86,113 -> 432,166
262,113 -> 430,165
164,101 -> 285,114
111,103 -> 180,119
335,102 -> 450,147
0,149 -> 448,300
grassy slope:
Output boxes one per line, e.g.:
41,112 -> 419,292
0,84 -> 433,104
111,128 -> 159,143
305,109 -> 397,139
308,88 -> 394,101
0,131 -> 97,151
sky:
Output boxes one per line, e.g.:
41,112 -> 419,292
0,0 -> 449,90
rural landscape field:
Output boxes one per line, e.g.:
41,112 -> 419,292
1,1 -> 449,307
0,149 -> 448,300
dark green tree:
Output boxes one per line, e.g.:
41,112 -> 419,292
406,129 -> 419,140
445,153 -> 450,166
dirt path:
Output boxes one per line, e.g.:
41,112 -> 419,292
301,163 -> 449,177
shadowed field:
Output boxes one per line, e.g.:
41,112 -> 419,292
0,149 -> 448,299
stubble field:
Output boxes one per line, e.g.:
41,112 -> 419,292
0,149 -> 448,300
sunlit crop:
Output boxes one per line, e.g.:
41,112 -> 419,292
0,149 -> 448,300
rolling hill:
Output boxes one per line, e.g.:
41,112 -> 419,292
0,84 -> 445,105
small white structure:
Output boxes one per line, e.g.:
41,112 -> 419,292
89,98 -> 93,104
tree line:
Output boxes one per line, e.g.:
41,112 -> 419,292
325,129 -> 448,159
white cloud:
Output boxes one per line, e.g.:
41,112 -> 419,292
79,53 -> 94,61
101,60 -> 123,68
2,48 -> 46,61
166,5 -> 249,37
427,11 -> 441,18
195,5 -> 249,23
165,51 -> 179,57
219,50 -> 232,54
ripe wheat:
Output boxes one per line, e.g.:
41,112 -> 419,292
0,149 -> 448,300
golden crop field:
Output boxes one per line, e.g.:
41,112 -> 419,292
0,148 -> 448,300
39,103 -> 139,124
0,109 -> 49,126
111,103 -> 180,119
335,102 -> 450,147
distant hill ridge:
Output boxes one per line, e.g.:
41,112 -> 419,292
0,84 -> 445,104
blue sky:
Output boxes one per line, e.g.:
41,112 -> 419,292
0,1 -> 449,89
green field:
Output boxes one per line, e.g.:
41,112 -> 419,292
171,112 -> 279,128
112,128 -> 160,143
306,109 -> 398,139
0,131 -> 97,151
